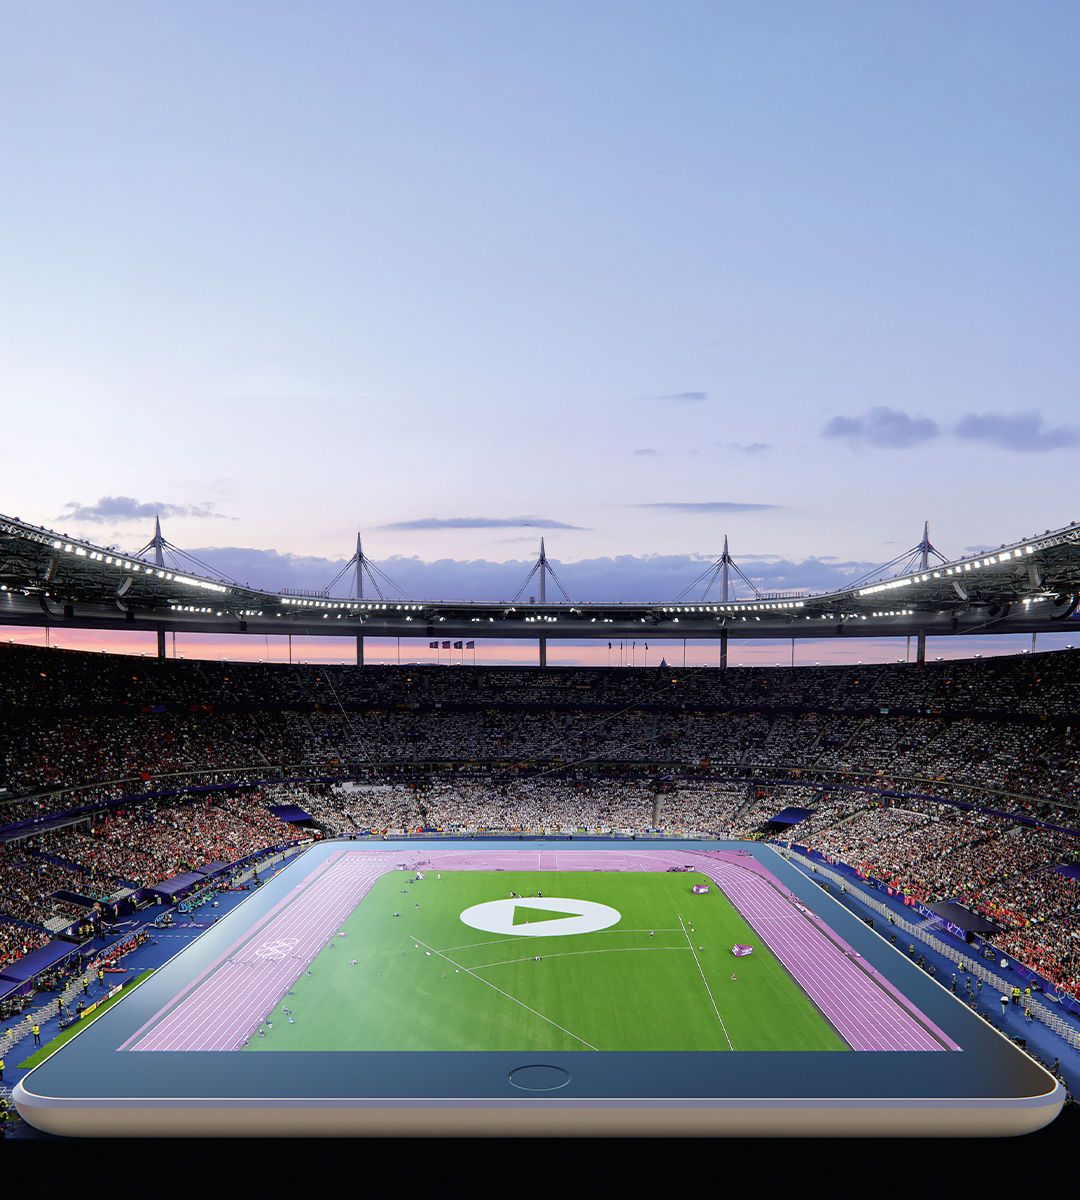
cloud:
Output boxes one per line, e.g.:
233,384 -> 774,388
186,547 -> 355,593
717,441 -> 771,455
653,391 -> 708,404
184,545 -> 879,603
61,496 -> 229,523
378,516 -> 586,531
953,411 -> 1080,453
823,406 -> 1079,454
637,501 -> 780,514
633,448 -> 659,457
822,407 -> 940,448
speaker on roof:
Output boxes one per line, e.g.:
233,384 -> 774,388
1050,593 -> 1078,620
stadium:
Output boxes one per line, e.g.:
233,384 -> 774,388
0,508 -> 1078,1137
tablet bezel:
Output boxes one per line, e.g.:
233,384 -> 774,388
14,838 -> 1063,1116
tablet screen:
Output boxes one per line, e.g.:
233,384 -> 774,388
121,845 -> 959,1054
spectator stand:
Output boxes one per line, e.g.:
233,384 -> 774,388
781,847 -> 1080,1053
792,843 -> 1080,1023
780,848 -> 1079,1112
0,843 -> 307,1138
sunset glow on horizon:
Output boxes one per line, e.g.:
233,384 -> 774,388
4,626 -> 1073,670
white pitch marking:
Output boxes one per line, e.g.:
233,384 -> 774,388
437,930 -> 681,953
410,936 -> 599,1051
678,913 -> 734,1051
472,946 -> 692,971
459,896 -> 621,938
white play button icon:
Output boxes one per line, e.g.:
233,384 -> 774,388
459,897 -> 621,938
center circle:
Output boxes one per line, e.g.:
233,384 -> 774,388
459,896 -> 622,937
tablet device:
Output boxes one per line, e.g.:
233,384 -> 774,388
14,839 -> 1064,1136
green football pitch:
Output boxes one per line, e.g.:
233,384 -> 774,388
243,870 -> 845,1052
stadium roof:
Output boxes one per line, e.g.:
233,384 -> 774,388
1,511 -> 1079,644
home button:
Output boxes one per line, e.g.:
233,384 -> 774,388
508,1064 -> 571,1091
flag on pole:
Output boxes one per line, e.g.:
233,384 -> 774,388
465,641 -> 475,649
429,642 -> 438,649
441,641 -> 451,649
453,641 -> 463,649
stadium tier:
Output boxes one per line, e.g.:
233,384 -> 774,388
0,642 -> 1078,1006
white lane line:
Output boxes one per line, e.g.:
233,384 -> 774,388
139,877 -> 346,1049
706,860 -> 943,1051
678,913 -> 734,1051
172,862 -> 380,1049
410,936 -> 599,1052
135,855 -> 395,1051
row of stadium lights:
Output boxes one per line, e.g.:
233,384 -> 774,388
279,598 -> 426,612
859,546 -> 1036,596
658,609 -> 900,623
169,605 -> 261,615
280,598 -> 428,623
526,615 -> 646,624
52,540 -> 229,594
154,601 -> 1012,624
659,602 -> 806,613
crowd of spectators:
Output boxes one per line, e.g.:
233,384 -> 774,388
783,795 -> 1080,998
3,646 -> 1079,824
263,780 -> 658,835
0,920 -> 49,973
3,708 -> 1079,821
0,642 -> 1077,993
0,792 -> 302,968
34,796 -> 299,889
3,639 -> 1079,718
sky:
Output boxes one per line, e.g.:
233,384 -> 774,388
2,2 -> 1079,663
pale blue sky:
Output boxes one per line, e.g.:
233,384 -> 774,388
3,1 -> 1079,603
